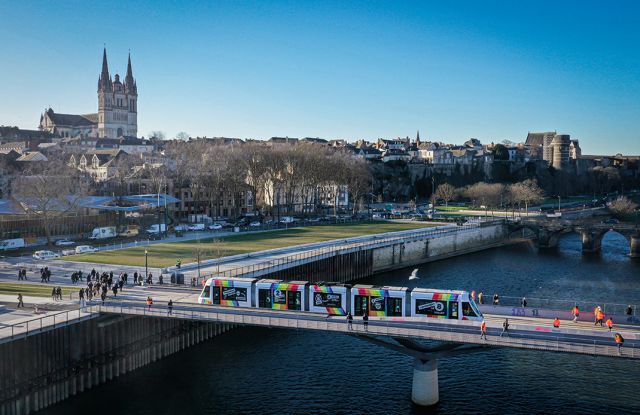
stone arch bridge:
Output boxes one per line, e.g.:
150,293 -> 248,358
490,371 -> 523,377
508,219 -> 640,257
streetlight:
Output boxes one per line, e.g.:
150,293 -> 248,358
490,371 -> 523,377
144,248 -> 148,285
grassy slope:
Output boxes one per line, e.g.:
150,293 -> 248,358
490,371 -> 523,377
67,221 -> 436,268
0,282 -> 76,298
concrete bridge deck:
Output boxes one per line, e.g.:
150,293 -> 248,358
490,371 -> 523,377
4,297 -> 634,359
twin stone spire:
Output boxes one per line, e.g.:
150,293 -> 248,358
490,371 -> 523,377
98,48 -> 137,95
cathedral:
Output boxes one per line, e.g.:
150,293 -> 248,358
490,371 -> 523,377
39,48 -> 138,139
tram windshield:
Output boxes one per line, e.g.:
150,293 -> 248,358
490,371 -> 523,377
200,285 -> 210,300
462,299 -> 482,317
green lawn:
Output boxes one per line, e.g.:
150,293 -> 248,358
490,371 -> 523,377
435,206 -> 469,211
66,221 -> 437,268
0,282 -> 76,298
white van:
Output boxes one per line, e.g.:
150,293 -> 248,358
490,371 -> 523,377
147,224 -> 167,234
0,238 -> 25,251
279,216 -> 295,224
90,226 -> 116,239
75,245 -> 98,254
187,223 -> 205,231
33,250 -> 60,260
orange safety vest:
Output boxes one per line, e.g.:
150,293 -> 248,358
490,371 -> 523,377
606,319 -> 613,328
572,307 -> 579,315
480,322 -> 487,332
146,298 -> 153,305
615,334 -> 624,343
597,311 -> 604,320
553,319 -> 560,327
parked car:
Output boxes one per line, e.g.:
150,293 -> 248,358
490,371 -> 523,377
61,249 -> 76,256
249,221 -> 261,227
147,224 -> 167,234
602,218 -> 620,224
174,224 -> 190,232
33,250 -> 60,260
119,226 -> 140,237
279,216 -> 295,224
208,223 -> 223,230
188,223 -> 206,231
54,239 -> 75,247
75,245 -> 98,254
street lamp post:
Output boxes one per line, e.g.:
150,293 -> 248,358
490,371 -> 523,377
144,248 -> 148,285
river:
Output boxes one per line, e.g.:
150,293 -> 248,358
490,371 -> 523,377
44,232 -> 640,414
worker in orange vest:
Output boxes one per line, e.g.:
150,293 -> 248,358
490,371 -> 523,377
595,309 -> 605,327
572,305 -> 580,323
146,296 -> 153,311
471,290 -> 476,302
614,333 -> 624,354
480,320 -> 487,340
606,317 -> 614,332
553,317 -> 561,328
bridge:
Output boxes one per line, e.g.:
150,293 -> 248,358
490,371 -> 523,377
3,297 -> 634,407
508,218 -> 640,256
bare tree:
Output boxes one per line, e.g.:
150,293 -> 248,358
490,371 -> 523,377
12,162 -> 89,244
609,196 -> 638,219
175,132 -> 190,141
509,179 -> 544,216
434,183 -> 457,207
148,130 -> 166,140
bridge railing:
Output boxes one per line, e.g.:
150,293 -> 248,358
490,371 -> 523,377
0,307 -> 97,343
486,295 -> 638,317
198,220 -> 506,283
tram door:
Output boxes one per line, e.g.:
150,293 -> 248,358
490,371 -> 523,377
258,289 -> 271,308
211,287 -> 221,305
287,291 -> 302,310
354,295 -> 369,316
387,298 -> 403,316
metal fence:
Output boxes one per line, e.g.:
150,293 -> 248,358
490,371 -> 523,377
488,295 -> 639,317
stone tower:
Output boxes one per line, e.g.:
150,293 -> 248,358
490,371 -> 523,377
551,134 -> 570,170
97,48 -> 138,138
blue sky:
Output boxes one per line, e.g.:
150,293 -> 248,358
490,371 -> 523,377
1,0 -> 638,154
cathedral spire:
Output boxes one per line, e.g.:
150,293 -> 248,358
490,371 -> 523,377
416,130 -> 421,146
125,52 -> 136,93
98,47 -> 112,92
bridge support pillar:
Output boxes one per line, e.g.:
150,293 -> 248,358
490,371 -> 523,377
630,235 -> 640,258
411,358 -> 439,406
581,231 -> 602,254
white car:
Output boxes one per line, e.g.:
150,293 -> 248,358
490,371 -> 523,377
75,245 -> 98,254
249,221 -> 261,227
188,223 -> 206,231
174,224 -> 190,232
33,250 -> 60,260
208,223 -> 223,230
54,239 -> 75,247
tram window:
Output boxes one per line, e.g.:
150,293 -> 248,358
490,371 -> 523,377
462,302 -> 477,317
387,298 -> 402,316
212,287 -> 221,304
355,296 -> 368,316
258,289 -> 272,308
201,285 -> 210,300
448,301 -> 459,319
415,299 -> 447,316
370,296 -> 386,314
287,291 -> 302,310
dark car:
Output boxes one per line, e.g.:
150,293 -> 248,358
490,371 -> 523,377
602,218 -> 620,224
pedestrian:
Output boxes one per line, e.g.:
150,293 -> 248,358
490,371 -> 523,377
146,296 -> 153,311
56,286 -> 62,300
158,274 -> 163,285
17,269 -> 22,280
51,287 -> 57,301
478,292 -> 484,305
593,306 -> 601,324
493,293 -> 500,306
626,305 -> 633,316
553,317 -> 561,328
614,333 -> 624,354
347,312 -> 353,330
112,285 -> 118,297
22,269 -> 27,281
572,305 -> 580,322
167,300 -> 173,315
595,308 -> 605,327
17,293 -> 24,308
100,292 -> 106,304
606,317 -> 614,332
471,290 -> 476,302
133,272 -> 138,285
362,312 -> 368,331
521,297 -> 528,308
176,258 -> 182,269
79,288 -> 86,308
500,318 -> 510,338
480,320 -> 487,340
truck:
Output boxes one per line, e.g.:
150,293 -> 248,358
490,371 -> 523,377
146,223 -> 167,235
119,225 -> 140,237
90,226 -> 117,239
0,238 -> 25,251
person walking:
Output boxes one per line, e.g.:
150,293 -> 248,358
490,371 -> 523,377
167,300 -> 173,316
51,287 -> 57,301
521,297 -> 528,308
500,318 -> 510,338
79,288 -> 86,308
595,308 -> 605,327
146,296 -> 153,311
553,317 -> 561,328
17,269 -> 22,280
492,293 -> 500,306
17,293 -> 24,308
176,258 -> 182,269
480,320 -> 487,340
606,317 -> 614,332
471,290 -> 476,302
572,305 -> 580,322
478,292 -> 484,305
56,287 -> 62,300
362,312 -> 368,332
614,333 -> 624,354
347,312 -> 353,330
22,269 -> 27,281
626,305 -> 633,322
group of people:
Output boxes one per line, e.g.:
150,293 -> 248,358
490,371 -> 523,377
50,286 -> 64,301
470,291 -> 504,306
39,267 -> 52,283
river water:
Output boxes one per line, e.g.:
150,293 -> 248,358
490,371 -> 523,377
45,232 -> 640,414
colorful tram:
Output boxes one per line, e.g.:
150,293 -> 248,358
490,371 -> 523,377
198,277 -> 483,321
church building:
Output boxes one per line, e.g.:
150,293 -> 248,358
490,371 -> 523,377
39,48 -> 138,139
